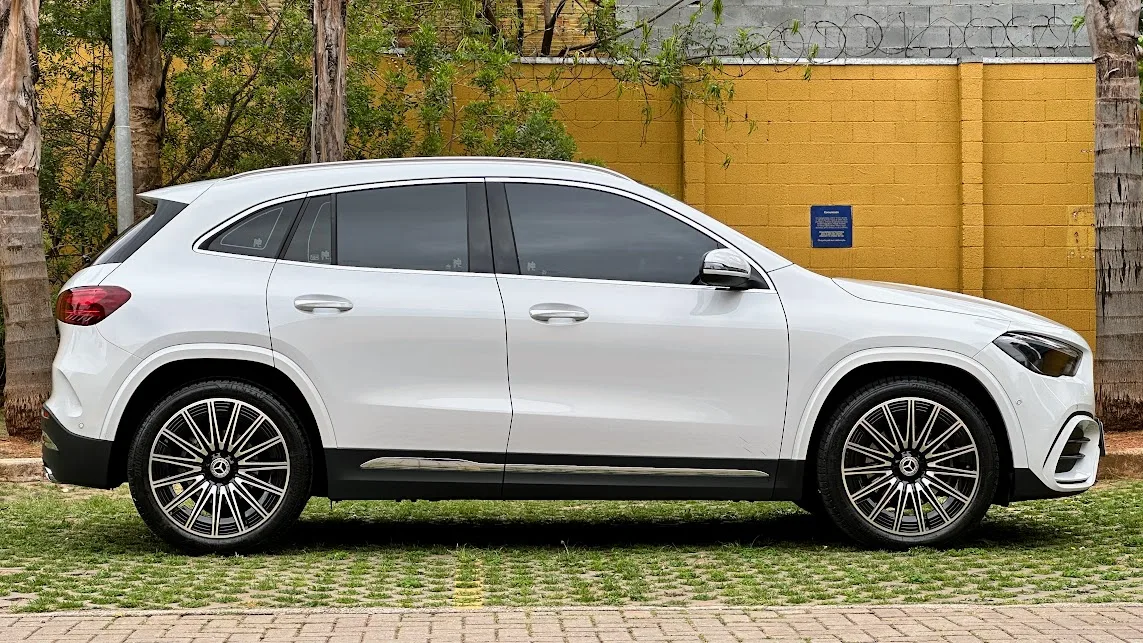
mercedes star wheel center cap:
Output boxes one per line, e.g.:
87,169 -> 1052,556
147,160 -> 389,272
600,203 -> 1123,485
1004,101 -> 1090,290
899,453 -> 920,477
209,455 -> 231,479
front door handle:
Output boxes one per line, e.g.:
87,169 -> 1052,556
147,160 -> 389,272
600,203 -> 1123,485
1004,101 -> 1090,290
294,295 -> 354,313
529,303 -> 589,323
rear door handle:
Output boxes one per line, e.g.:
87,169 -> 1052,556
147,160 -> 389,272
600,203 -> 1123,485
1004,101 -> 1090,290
294,295 -> 354,313
529,304 -> 589,323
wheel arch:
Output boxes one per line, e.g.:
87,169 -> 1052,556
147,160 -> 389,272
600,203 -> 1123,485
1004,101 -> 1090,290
101,345 -> 335,492
788,348 -> 1025,505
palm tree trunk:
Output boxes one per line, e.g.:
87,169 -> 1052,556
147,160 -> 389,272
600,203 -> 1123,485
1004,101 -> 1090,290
0,0 -> 59,440
311,0 -> 347,163
1085,0 -> 1143,431
127,0 -> 165,220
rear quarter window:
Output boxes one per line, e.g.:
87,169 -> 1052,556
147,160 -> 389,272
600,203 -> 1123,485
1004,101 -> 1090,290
204,199 -> 303,258
93,200 -> 188,265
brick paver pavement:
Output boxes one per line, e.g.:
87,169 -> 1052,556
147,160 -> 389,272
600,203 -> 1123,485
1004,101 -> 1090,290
3,604 -> 1143,642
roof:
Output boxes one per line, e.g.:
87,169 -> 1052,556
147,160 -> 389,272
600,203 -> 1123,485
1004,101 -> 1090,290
225,157 -> 629,182
140,157 -> 633,206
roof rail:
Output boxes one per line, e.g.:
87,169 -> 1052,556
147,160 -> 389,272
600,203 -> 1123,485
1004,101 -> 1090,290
226,156 -> 630,182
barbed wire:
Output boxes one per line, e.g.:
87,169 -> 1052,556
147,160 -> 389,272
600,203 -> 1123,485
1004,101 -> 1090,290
724,13 -> 1088,62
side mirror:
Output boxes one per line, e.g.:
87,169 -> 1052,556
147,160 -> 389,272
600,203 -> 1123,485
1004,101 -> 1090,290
699,248 -> 753,289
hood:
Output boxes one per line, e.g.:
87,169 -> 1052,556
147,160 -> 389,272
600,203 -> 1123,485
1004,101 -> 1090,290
833,278 -> 1088,348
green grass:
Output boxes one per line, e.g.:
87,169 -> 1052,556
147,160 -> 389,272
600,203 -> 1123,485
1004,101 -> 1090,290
0,481 -> 1141,611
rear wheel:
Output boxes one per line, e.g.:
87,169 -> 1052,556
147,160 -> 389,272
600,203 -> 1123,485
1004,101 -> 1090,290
127,380 -> 312,554
816,377 -> 999,548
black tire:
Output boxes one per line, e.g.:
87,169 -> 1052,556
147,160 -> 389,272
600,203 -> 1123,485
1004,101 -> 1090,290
816,377 -> 999,548
127,379 -> 312,554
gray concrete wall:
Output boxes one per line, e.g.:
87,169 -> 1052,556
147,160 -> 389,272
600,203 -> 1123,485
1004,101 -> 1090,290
620,0 -> 1090,60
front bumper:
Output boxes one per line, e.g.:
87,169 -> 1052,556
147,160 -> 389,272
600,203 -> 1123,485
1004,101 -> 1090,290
1010,414 -> 1103,502
41,410 -> 118,489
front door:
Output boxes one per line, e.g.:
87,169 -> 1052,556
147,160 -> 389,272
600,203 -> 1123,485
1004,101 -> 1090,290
266,181 -> 512,499
490,181 -> 790,499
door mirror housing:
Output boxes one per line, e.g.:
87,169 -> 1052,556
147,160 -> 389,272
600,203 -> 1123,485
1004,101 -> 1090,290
699,249 -> 755,289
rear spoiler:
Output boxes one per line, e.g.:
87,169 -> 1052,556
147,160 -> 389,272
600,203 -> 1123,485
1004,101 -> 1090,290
138,179 -> 219,205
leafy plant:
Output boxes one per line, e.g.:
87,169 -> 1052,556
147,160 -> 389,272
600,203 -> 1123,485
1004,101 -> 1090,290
36,0 -> 785,286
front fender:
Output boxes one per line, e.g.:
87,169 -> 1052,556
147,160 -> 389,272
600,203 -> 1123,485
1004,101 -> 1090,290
780,347 -> 1027,469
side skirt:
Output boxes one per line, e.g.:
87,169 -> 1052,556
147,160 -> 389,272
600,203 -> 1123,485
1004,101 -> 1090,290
324,449 -> 807,502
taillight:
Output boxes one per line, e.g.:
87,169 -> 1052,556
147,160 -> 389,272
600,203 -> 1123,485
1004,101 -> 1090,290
55,286 -> 131,326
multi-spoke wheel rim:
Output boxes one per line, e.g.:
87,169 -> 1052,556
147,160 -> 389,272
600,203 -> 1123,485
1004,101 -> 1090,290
148,398 -> 290,539
842,397 -> 979,537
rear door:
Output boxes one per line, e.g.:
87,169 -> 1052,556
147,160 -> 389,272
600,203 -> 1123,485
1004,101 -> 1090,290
266,181 -> 512,499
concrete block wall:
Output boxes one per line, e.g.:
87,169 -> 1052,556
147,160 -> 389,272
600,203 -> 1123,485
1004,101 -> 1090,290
534,60 -> 1097,346
620,0 -> 1089,60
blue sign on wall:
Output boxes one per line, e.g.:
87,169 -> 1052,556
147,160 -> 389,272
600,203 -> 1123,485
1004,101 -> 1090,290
810,205 -> 853,248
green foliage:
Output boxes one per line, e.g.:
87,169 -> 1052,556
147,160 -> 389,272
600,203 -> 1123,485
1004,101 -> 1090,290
37,0 -> 776,286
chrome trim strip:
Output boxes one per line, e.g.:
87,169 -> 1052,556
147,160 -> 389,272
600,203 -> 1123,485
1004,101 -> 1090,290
506,463 -> 769,478
360,457 -> 502,472
358,457 -> 769,478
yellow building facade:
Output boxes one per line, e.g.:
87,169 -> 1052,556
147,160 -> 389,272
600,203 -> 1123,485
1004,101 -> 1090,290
532,60 -> 1097,347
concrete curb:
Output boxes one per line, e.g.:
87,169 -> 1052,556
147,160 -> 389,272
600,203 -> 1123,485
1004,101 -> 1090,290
0,458 -> 42,483
1098,451 -> 1143,479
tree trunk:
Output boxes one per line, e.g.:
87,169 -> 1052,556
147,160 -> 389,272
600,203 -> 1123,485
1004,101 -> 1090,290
0,0 -> 59,440
1085,0 -> 1143,431
540,0 -> 568,56
127,0 -> 164,220
311,0 -> 347,163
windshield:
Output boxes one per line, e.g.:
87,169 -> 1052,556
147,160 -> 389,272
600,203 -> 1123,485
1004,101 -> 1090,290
92,200 -> 187,266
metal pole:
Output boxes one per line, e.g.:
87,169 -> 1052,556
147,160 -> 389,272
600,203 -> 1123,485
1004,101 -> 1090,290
110,0 -> 134,232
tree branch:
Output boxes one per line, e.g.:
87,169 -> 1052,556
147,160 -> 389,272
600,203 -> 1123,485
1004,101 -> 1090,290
480,0 -> 501,40
540,0 -> 569,56
566,0 -> 691,53
169,8 -> 286,182
80,109 -> 115,185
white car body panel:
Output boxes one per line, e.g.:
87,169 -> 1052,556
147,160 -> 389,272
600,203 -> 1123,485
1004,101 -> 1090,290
41,157 -> 1100,511
91,343 -> 339,447
266,262 -> 512,452
773,264 -> 1095,493
498,274 -> 789,460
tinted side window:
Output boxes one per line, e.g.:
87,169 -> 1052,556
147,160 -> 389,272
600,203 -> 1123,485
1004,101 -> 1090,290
206,199 -> 302,258
504,184 -> 719,284
284,196 -> 333,264
336,184 -> 468,271
94,199 -> 187,265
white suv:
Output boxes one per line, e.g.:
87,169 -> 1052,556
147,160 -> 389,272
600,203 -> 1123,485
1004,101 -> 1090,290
42,158 -> 1102,552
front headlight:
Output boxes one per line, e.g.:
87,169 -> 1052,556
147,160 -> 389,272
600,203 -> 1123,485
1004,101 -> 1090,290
993,332 -> 1082,377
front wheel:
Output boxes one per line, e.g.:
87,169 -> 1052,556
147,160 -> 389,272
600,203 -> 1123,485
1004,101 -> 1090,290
127,380 -> 312,554
816,377 -> 999,548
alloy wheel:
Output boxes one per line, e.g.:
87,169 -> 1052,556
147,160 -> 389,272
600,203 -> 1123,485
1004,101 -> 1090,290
841,396 -> 980,537
148,398 -> 290,539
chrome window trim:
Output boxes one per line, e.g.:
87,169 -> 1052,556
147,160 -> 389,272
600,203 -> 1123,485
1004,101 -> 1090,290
193,193 -> 307,262
269,259 -> 490,278
194,178 -> 481,268
193,175 -> 770,289
303,176 -> 477,198
492,272 -> 775,293
490,177 -> 770,288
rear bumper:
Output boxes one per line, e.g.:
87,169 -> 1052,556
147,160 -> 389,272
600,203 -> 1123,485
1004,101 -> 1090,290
41,410 -> 118,489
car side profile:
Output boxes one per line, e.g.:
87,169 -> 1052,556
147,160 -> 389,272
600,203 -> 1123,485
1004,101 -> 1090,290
42,158 -> 1102,552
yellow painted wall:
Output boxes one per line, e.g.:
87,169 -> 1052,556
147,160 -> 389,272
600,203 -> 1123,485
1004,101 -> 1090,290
981,63 -> 1095,340
540,61 -> 1097,347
